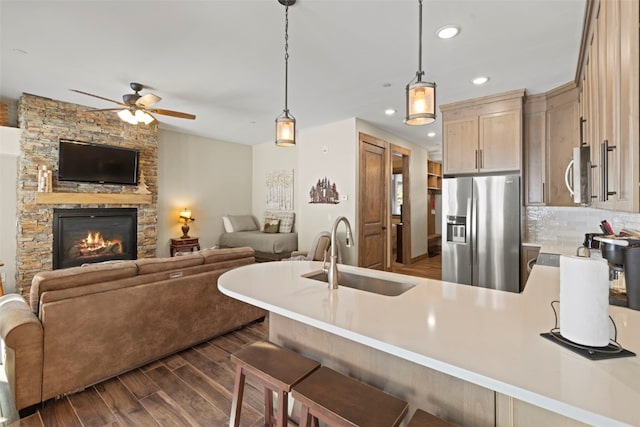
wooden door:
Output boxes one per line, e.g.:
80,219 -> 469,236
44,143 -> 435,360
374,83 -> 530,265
479,110 -> 521,172
359,134 -> 387,270
443,117 -> 479,175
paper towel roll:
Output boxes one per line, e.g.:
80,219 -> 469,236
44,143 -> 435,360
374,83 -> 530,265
559,255 -> 610,347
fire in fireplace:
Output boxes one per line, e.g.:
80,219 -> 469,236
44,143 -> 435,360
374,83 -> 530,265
53,208 -> 137,269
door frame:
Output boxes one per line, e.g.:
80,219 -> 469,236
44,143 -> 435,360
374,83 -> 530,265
390,144 -> 412,266
358,133 -> 412,270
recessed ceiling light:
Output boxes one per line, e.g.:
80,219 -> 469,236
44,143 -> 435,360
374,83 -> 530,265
427,132 -> 436,137
12,48 -> 28,55
385,109 -> 396,116
382,82 -> 392,88
436,25 -> 460,39
472,76 -> 489,85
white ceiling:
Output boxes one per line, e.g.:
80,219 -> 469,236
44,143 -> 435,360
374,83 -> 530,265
0,0 -> 586,160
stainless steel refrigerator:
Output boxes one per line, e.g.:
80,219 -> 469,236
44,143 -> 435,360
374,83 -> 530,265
441,174 -> 521,293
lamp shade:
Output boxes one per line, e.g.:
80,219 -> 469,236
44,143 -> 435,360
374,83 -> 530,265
179,208 -> 193,221
275,111 -> 296,147
406,80 -> 436,125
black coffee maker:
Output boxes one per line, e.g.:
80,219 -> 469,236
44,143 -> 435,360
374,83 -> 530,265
624,245 -> 640,310
597,237 -> 640,310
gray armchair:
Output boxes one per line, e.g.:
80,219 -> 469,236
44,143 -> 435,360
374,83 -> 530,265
285,231 -> 332,261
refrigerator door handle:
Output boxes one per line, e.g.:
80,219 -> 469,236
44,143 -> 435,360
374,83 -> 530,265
472,196 -> 478,266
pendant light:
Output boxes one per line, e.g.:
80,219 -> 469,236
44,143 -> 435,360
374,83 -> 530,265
275,0 -> 296,147
406,0 -> 436,126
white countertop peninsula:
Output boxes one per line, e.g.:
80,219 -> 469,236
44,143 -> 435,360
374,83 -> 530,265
219,261 -> 640,427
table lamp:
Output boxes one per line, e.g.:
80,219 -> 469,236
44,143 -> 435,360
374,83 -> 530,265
179,208 -> 195,239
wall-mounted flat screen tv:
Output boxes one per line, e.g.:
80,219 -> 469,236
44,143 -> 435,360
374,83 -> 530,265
58,139 -> 139,185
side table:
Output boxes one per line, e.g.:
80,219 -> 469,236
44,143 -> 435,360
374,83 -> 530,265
170,237 -> 200,257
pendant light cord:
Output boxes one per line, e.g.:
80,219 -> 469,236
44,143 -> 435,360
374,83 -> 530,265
417,0 -> 424,79
284,3 -> 290,112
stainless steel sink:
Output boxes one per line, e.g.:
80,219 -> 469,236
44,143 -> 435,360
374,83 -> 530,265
302,270 -> 415,296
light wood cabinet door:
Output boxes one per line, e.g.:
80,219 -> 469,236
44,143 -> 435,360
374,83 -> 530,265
524,96 -> 547,205
615,0 -> 639,212
546,90 -> 580,207
443,117 -> 479,175
582,0 -> 639,212
479,109 -> 522,172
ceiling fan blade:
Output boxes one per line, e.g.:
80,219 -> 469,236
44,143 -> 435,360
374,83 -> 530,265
148,108 -> 196,120
136,93 -> 161,109
85,108 -> 124,112
70,89 -> 126,106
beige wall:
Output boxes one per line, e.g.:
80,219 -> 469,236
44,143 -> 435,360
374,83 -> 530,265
251,141 -> 298,228
0,126 -> 20,293
157,130 -> 253,257
297,119 -> 358,265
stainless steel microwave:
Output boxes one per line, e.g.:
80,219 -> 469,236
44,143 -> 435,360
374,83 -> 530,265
564,146 -> 592,205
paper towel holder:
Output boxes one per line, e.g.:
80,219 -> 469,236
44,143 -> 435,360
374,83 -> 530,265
541,301 -> 635,360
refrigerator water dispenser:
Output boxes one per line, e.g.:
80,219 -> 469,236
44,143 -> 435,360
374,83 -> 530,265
446,216 -> 467,243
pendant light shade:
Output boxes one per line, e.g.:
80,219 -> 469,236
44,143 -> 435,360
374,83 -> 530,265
406,0 -> 437,126
406,79 -> 436,125
275,0 -> 296,147
276,110 -> 296,147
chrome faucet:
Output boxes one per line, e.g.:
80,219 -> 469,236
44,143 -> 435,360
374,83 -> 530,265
325,216 -> 354,289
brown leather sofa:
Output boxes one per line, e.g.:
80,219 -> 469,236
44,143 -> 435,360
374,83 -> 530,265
0,246 -> 265,414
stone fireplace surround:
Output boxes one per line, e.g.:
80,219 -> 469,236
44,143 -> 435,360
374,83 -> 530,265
16,93 -> 158,297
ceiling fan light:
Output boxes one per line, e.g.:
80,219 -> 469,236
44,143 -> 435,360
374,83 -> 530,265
406,80 -> 436,125
275,111 -> 296,147
118,109 -> 137,125
135,109 -> 154,125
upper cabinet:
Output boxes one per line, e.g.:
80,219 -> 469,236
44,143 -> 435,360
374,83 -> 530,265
524,83 -> 581,207
441,90 -> 524,175
578,0 -> 639,212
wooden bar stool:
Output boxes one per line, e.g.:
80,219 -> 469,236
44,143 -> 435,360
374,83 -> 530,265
229,341 -> 320,427
292,366 -> 409,427
407,409 -> 457,427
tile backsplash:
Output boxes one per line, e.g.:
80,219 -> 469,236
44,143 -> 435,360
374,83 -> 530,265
525,206 -> 640,244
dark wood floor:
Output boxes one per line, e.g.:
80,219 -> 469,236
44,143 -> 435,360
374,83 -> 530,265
391,253 -> 441,280
1,255 -> 440,427
4,319 -> 270,427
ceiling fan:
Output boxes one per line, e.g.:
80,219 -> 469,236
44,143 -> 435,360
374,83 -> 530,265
70,82 -> 196,125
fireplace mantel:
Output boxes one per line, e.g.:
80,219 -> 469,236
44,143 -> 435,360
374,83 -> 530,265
35,192 -> 152,205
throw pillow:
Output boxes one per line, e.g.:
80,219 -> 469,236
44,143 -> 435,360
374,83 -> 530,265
222,216 -> 234,232
264,210 -> 295,233
264,219 -> 280,233
227,215 -> 259,232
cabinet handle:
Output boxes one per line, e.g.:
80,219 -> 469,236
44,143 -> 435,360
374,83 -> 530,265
480,149 -> 484,169
475,149 -> 478,169
601,139 -> 617,201
542,182 -> 545,203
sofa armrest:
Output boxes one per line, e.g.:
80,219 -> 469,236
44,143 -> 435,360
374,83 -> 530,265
0,294 -> 43,411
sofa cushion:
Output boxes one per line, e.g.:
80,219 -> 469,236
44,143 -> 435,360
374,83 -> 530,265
227,215 -> 258,232
201,246 -> 255,264
136,253 -> 204,275
264,211 -> 295,233
30,261 -> 138,313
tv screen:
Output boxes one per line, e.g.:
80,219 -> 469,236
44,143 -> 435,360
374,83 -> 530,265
58,139 -> 139,185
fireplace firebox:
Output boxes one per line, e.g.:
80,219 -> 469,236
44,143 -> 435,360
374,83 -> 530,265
53,208 -> 137,269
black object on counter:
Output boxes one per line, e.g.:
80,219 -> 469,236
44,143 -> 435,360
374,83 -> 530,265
624,246 -> 640,310
540,332 -> 636,360
584,233 -> 605,249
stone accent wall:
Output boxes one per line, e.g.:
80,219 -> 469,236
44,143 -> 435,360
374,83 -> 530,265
17,93 -> 158,297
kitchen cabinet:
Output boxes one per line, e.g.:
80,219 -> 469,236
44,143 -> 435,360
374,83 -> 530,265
577,0 -> 639,212
441,90 -> 524,175
521,244 -> 540,286
524,83 -> 580,207
427,160 -> 442,191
